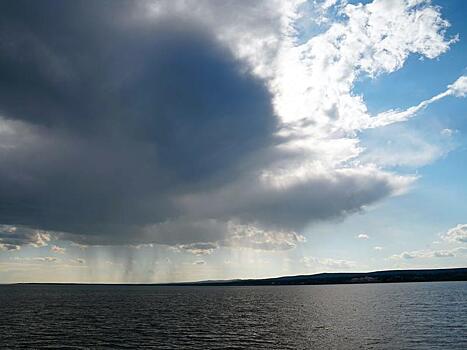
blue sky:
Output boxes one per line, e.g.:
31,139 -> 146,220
301,0 -> 467,273
0,0 -> 466,283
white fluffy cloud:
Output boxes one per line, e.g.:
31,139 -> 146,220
301,256 -> 357,270
448,75 -> 467,97
391,247 -> 466,259
265,0 -> 459,136
442,224 -> 467,244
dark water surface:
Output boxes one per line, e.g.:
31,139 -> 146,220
1,282 -> 466,349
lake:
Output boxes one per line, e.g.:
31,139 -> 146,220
0,282 -> 466,349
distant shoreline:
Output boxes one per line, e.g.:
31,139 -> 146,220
5,267 -> 467,286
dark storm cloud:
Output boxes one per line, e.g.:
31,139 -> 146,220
0,0 -> 274,170
179,168 -> 399,231
0,0 -> 277,242
0,0 -> 404,247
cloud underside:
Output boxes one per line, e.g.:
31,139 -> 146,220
0,0 -> 462,250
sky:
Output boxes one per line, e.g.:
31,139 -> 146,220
0,0 -> 466,283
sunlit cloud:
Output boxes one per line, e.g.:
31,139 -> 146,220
442,224 -> 467,244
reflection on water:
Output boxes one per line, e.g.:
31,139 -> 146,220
0,282 -> 466,349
